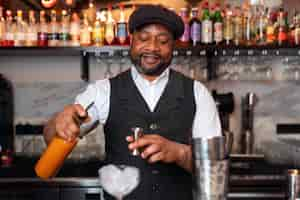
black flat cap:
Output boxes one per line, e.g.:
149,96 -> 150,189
128,4 -> 184,40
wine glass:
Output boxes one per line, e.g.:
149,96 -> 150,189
98,164 -> 140,200
104,58 -> 114,78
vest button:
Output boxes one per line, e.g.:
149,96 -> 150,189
152,184 -> 159,192
149,123 -> 159,130
151,170 -> 160,175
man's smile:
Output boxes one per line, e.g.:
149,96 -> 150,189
141,53 -> 161,65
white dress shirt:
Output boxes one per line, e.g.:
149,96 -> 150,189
75,66 -> 221,138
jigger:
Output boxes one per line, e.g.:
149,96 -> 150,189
131,127 -> 143,156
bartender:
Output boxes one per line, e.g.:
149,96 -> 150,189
43,4 -> 221,200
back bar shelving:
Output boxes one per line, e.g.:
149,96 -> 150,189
0,44 -> 300,81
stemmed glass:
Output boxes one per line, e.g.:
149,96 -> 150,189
99,165 -> 140,200
104,57 -> 114,78
216,56 -> 229,80
118,51 -> 130,73
282,57 -> 293,81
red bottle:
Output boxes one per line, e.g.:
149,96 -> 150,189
38,10 -> 48,47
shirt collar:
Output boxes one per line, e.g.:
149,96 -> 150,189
131,65 -> 170,85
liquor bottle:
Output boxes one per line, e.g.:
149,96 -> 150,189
105,4 -> 116,45
0,6 -> 5,46
295,13 -> 300,46
80,12 -> 92,46
224,4 -> 233,45
233,6 -> 243,46
201,2 -> 213,44
59,10 -> 70,47
244,9 -> 254,46
4,10 -> 14,47
38,10 -> 48,47
189,8 -> 201,46
127,4 -> 137,45
48,10 -> 59,47
289,10 -> 298,46
116,3 -> 129,45
93,11 -> 104,47
266,8 -> 276,45
257,8 -> 267,45
35,135 -> 78,179
177,7 -> 190,47
277,8 -> 288,46
15,10 -> 27,47
87,0 -> 96,25
70,12 -> 80,46
213,3 -> 223,45
35,102 -> 95,179
26,10 -> 38,47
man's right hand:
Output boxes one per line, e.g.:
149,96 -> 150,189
49,104 -> 89,142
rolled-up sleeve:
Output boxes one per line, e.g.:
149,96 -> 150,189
75,79 -> 110,125
192,81 -> 221,138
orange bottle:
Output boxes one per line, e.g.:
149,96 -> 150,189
35,102 -> 94,179
35,136 -> 78,179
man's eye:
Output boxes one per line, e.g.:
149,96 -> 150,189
159,39 -> 169,44
138,34 -> 149,41
157,36 -> 170,44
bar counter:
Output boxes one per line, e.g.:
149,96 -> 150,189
0,154 -> 288,200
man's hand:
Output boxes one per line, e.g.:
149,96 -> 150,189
127,134 -> 193,173
44,104 -> 89,144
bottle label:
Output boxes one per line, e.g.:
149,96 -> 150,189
266,26 -> 275,43
59,33 -> 70,41
234,24 -> 243,41
202,20 -> 212,44
27,32 -> 38,41
48,33 -> 59,41
224,21 -> 233,41
180,23 -> 190,42
71,34 -> 80,42
6,33 -> 14,41
117,22 -> 128,39
38,32 -> 48,41
105,24 -> 115,44
81,32 -> 91,45
295,28 -> 300,45
16,32 -> 25,41
214,22 -> 223,43
278,27 -> 287,43
190,22 -> 200,44
93,28 -> 103,45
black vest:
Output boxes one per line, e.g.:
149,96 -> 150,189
103,69 -> 196,200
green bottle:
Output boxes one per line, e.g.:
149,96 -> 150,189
201,1 -> 212,44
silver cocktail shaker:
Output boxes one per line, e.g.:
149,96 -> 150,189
192,136 -> 230,200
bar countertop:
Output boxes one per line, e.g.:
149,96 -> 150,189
0,177 -> 100,187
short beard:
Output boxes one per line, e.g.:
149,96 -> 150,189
130,53 -> 171,76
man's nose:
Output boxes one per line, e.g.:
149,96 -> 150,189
146,39 -> 160,52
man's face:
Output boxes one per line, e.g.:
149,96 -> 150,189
130,24 -> 174,77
